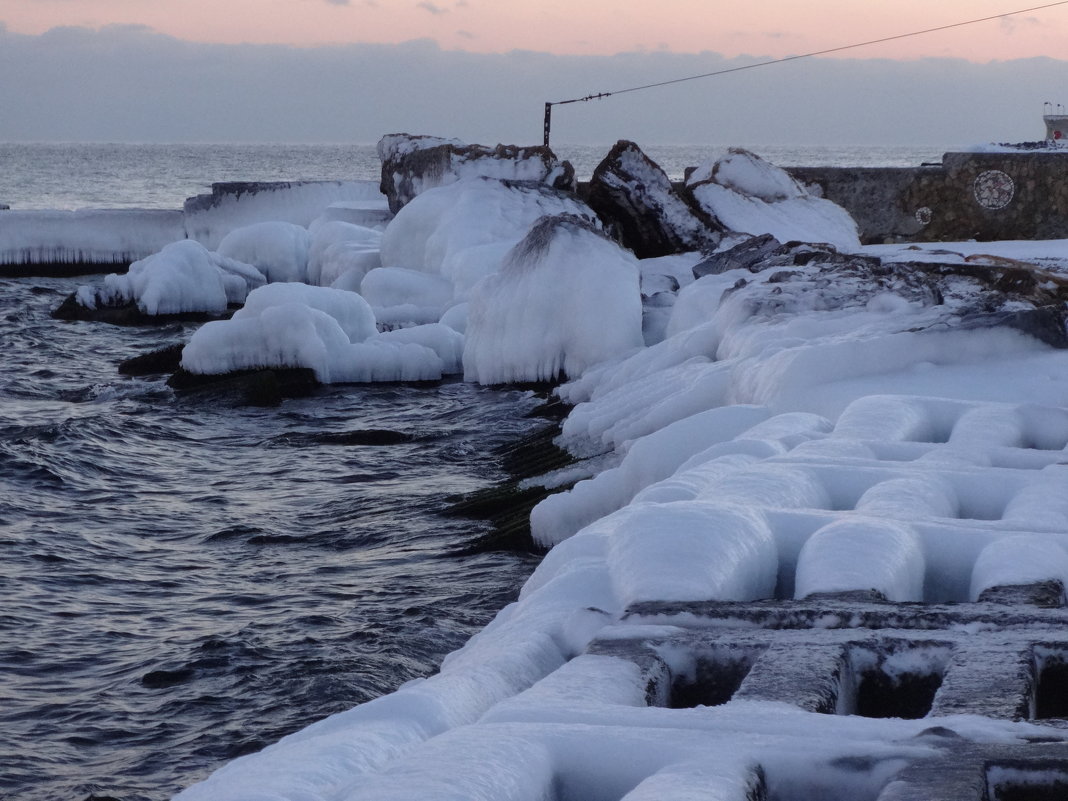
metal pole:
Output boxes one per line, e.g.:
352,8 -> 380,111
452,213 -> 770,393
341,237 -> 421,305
543,102 -> 552,148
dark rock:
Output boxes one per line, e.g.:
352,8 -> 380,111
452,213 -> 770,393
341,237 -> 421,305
446,424 -> 576,554
141,667 -> 194,688
692,234 -> 783,278
269,430 -> 416,447
168,367 -> 320,406
119,344 -> 185,376
377,133 -> 576,213
585,140 -> 723,258
978,580 -> 1066,608
52,292 -> 234,326
957,308 -> 1068,349
3,260 -> 129,280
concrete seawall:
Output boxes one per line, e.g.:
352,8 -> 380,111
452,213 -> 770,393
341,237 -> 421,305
0,180 -> 388,277
788,151 -> 1068,244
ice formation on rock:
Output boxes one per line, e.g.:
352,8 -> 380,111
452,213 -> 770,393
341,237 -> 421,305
379,176 -> 597,300
217,221 -> 312,284
77,239 -> 264,316
687,148 -> 861,251
463,214 -> 644,385
377,133 -> 575,213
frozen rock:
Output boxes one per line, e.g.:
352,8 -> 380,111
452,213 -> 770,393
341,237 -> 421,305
379,176 -> 598,301
463,214 -> 644,385
377,133 -> 576,213
184,181 -> 385,250
685,148 -> 861,251
585,140 -> 722,258
179,283 -> 443,384
57,239 -> 265,323
216,221 -> 312,284
1,208 -> 185,275
306,221 -> 382,286
360,267 -> 455,328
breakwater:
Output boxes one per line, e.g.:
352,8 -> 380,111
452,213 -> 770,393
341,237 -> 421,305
788,150 -> 1068,244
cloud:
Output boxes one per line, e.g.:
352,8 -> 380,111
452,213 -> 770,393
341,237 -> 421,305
456,29 -> 475,39
325,0 -> 350,5
417,1 -> 448,14
999,15 -> 1040,34
1,24 -> 1066,147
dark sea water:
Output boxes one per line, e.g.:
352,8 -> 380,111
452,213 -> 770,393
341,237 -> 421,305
0,276 -> 543,800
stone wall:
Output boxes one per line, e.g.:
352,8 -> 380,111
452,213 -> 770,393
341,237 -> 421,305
789,152 -> 1068,244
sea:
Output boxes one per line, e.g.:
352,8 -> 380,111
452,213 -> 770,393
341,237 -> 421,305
0,141 -> 951,801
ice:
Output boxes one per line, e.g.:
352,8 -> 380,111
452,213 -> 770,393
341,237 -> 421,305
794,518 -> 926,601
184,180 -> 386,250
79,239 -> 264,315
603,501 -> 779,605
180,283 -> 444,383
306,221 -> 383,287
969,535 -> 1068,599
379,177 -> 596,300
377,134 -> 573,211
234,282 -> 378,344
174,163 -> 1068,800
216,221 -> 312,284
688,149 -> 860,251
359,267 -> 455,327
377,323 -> 464,375
531,405 -> 771,548
463,215 -> 644,385
0,208 -> 184,266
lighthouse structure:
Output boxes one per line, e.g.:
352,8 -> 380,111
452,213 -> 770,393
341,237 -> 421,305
1044,101 -> 1068,140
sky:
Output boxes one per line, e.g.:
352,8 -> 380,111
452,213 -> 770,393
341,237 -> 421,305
2,0 -> 1068,145
4,0 -> 1068,59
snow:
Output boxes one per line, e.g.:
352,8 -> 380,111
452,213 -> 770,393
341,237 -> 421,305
688,149 -> 861,251
79,239 -> 264,315
463,215 -> 644,385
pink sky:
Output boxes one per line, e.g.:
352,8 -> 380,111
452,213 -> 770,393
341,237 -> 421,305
2,0 -> 1067,60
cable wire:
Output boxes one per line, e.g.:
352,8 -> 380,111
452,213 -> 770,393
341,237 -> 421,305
549,1 -> 1068,106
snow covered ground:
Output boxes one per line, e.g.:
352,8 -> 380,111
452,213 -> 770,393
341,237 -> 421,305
31,145 -> 1068,799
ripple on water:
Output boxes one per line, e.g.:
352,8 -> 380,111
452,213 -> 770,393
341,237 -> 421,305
0,277 -> 544,801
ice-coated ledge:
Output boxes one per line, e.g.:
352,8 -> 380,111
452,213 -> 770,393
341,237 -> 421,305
0,180 -> 388,275
0,208 -> 185,274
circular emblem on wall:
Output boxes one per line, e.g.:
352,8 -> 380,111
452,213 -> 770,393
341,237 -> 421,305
973,170 -> 1015,210
915,206 -> 933,226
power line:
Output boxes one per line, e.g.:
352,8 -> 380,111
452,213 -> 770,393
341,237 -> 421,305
543,1 -> 1068,145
